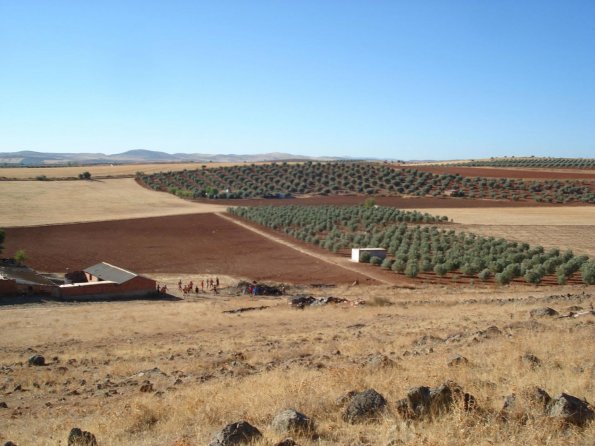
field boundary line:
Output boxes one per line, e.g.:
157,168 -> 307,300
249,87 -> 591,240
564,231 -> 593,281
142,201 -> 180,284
216,212 -> 393,285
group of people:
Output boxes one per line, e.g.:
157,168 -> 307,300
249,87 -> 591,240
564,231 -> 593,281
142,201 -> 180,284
177,277 -> 220,295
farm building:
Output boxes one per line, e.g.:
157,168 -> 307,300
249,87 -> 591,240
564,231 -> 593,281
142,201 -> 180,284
60,262 -> 156,300
351,248 -> 387,263
0,259 -> 59,297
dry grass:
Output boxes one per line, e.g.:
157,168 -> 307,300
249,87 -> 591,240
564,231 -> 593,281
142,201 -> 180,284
459,224 -> 595,257
419,206 -> 595,225
0,178 -> 226,227
1,282 -> 593,445
0,162 -> 294,180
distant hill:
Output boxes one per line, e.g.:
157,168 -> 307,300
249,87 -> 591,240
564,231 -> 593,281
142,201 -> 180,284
0,150 -> 350,166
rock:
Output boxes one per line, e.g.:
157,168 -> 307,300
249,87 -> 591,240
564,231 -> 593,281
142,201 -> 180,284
0,402 -> 7,408
28,355 -> 45,366
5,442 -> 18,446
566,305 -> 583,312
343,388 -> 387,423
68,428 -> 97,446
548,393 -> 594,427
529,307 -> 559,318
271,408 -> 313,434
397,382 -> 475,420
139,380 -> 153,392
336,390 -> 358,406
274,439 -> 299,446
365,354 -> 397,369
521,353 -> 541,368
447,354 -> 468,367
523,386 -> 551,410
208,421 -> 262,446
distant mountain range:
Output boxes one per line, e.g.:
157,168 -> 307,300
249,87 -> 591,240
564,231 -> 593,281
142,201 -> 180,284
0,150 -> 353,166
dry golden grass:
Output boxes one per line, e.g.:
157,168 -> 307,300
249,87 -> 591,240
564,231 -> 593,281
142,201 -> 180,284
0,178 -> 226,227
1,282 -> 593,445
419,206 -> 595,225
0,161 -> 300,180
459,224 -> 595,257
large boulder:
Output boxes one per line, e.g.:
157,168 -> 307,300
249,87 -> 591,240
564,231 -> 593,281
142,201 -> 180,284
209,421 -> 262,446
28,355 -> 45,366
529,307 -> 559,318
396,382 -> 475,420
68,428 -> 97,446
548,393 -> 594,427
271,409 -> 313,434
342,389 -> 387,423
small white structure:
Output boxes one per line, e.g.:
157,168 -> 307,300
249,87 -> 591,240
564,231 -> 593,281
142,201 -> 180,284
351,248 -> 387,262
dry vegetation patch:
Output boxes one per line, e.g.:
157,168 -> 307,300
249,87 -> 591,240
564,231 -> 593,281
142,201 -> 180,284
0,284 -> 593,445
0,179 -> 226,227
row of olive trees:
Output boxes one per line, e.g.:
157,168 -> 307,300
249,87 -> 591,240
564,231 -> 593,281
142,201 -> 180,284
137,162 -> 595,203
453,157 -> 595,169
229,205 -> 595,285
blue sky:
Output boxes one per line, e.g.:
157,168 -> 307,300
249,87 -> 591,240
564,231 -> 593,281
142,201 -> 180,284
1,1 -> 594,159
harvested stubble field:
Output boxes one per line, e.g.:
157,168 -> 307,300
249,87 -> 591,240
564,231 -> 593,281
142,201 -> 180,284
0,162 -> 284,180
0,179 -> 227,227
0,284 -> 593,445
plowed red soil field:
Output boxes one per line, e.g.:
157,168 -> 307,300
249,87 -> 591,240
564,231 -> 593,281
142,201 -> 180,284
394,165 -> 595,179
3,213 -> 375,284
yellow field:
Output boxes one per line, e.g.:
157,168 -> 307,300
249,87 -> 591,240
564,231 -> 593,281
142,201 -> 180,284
0,178 -> 226,227
418,206 -> 595,225
0,283 -> 592,445
0,161 -> 294,180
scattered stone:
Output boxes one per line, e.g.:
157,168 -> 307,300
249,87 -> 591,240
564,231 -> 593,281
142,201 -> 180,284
396,382 -> 475,420
68,427 -> 97,446
223,306 -> 270,314
139,381 -> 154,392
271,408 -> 313,434
548,393 -> 594,427
289,295 -> 348,309
28,355 -> 45,366
208,421 -> 262,446
342,388 -> 387,423
530,307 -> 559,318
364,353 -> 397,369
521,353 -> 541,368
275,439 -> 298,446
447,354 -> 468,367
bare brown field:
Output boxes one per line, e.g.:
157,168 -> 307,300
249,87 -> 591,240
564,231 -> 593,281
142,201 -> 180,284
0,178 -> 226,227
0,284 -> 593,445
0,161 -> 301,180
396,165 -> 595,179
3,213 -> 378,284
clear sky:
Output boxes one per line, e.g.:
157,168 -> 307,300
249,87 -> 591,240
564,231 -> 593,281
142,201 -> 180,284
1,1 -> 594,159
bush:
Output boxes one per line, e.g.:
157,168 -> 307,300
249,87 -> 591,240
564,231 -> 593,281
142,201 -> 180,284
580,261 -> 595,285
359,251 -> 371,263
433,263 -> 448,277
370,256 -> 383,266
478,268 -> 491,282
405,261 -> 419,278
78,171 -> 92,180
381,258 -> 394,269
495,270 -> 513,285
524,269 -> 543,285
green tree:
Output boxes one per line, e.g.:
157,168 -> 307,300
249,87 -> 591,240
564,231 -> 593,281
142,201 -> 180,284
14,249 -> 27,264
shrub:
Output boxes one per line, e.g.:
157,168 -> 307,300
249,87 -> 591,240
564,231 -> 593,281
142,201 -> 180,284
381,258 -> 394,269
580,261 -> 595,285
433,263 -> 448,277
495,270 -> 513,285
359,251 -> 371,263
478,268 -> 491,282
524,269 -> 543,285
370,256 -> 383,266
405,261 -> 419,278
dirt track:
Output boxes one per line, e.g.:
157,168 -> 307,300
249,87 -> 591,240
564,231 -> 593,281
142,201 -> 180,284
3,213 -> 380,285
